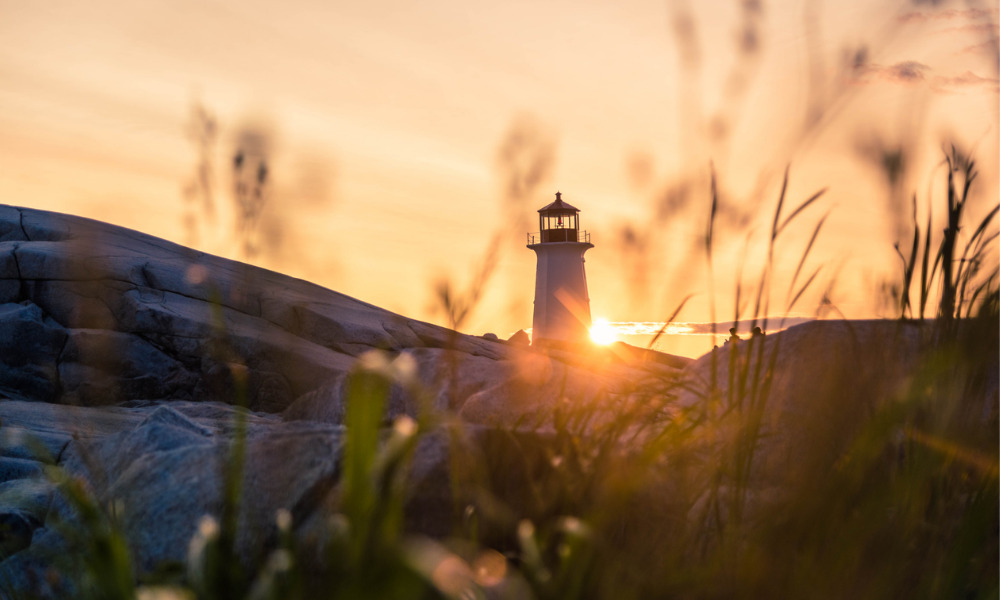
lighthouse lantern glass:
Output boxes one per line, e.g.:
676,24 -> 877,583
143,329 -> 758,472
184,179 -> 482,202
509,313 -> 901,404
541,213 -> 577,231
539,211 -> 579,242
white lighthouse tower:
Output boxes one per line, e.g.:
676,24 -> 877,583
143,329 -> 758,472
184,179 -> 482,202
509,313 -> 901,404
527,192 -> 594,345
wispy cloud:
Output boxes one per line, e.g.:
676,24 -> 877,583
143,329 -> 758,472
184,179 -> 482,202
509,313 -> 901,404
898,8 -> 996,24
851,61 -> 998,94
885,61 -> 931,82
605,317 -> 814,337
855,61 -> 931,85
932,71 -> 1000,93
959,39 -> 1000,55
938,23 -> 1000,35
896,8 -> 999,63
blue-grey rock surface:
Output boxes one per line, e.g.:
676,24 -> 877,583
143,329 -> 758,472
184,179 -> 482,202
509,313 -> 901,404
1,205 -> 995,599
0,205 -> 689,598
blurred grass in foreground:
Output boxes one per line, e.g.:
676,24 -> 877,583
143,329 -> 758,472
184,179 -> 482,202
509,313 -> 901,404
2,149 -> 997,600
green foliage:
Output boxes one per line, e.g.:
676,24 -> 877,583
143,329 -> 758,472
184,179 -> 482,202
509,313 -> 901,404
6,150 -> 996,600
315,352 -> 435,599
46,470 -> 136,600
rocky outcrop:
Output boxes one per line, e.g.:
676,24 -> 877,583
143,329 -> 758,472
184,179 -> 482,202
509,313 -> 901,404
0,205 -> 691,596
0,398 -> 546,596
0,400 -> 317,592
0,205 -> 684,420
677,319 -> 998,487
9,206 -> 989,598
0,205 -> 520,412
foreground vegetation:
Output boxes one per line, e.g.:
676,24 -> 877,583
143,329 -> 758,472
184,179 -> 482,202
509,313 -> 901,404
2,151 -> 997,600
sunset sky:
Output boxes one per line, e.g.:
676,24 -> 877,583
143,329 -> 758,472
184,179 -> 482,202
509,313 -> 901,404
1,0 -> 996,355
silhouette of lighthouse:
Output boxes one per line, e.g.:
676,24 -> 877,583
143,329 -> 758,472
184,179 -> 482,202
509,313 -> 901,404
527,192 -> 594,345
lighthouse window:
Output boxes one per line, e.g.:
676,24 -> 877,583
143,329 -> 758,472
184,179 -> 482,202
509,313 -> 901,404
543,214 -> 577,230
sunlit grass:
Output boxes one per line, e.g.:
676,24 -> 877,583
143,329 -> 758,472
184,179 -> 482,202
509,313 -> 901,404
5,136 -> 995,599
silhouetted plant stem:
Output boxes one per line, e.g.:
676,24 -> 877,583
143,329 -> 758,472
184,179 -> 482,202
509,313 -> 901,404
894,147 -> 997,326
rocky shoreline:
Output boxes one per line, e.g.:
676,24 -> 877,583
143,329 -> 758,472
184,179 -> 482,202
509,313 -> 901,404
0,205 -> 994,598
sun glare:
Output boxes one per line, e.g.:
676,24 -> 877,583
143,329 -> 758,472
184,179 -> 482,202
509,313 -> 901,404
590,318 -> 618,345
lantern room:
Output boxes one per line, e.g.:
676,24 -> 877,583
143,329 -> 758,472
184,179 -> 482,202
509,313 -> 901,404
538,191 -> 581,243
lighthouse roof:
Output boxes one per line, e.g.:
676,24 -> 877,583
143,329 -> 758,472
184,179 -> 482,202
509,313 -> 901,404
538,191 -> 580,213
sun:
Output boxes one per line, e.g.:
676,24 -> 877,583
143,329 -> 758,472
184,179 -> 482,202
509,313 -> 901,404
590,318 -> 618,345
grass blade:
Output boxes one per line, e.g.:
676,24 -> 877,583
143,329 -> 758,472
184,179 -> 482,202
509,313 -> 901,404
777,187 -> 827,237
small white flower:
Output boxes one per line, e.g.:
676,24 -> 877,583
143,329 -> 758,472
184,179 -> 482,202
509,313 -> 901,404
136,585 -> 196,600
358,350 -> 391,373
392,352 -> 418,382
275,508 -> 292,532
393,415 -> 418,437
517,519 -> 535,539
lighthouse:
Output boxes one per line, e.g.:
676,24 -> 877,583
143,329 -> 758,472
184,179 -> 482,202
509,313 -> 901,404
527,192 -> 594,345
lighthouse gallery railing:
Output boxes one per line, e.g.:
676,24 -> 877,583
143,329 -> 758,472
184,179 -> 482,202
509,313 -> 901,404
527,230 -> 590,245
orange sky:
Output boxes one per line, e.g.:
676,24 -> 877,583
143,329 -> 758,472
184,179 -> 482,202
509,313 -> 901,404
0,0 -> 996,346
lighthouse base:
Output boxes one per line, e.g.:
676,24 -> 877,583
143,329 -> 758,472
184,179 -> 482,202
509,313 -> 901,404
528,241 -> 594,345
